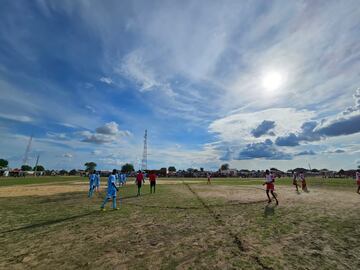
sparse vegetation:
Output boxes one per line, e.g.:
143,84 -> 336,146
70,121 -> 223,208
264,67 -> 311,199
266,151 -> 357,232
0,177 -> 359,269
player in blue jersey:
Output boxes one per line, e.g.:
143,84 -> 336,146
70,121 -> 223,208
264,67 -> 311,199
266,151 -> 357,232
94,171 -> 101,193
88,170 -> 96,198
100,169 -> 119,210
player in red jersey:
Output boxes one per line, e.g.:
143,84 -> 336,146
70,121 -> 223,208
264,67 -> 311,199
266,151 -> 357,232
135,171 -> 145,196
149,171 -> 157,194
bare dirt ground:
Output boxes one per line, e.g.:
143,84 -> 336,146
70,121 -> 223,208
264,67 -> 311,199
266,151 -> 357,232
1,181 -> 359,269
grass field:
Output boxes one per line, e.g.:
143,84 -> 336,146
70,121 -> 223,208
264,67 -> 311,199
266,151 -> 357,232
0,176 -> 359,269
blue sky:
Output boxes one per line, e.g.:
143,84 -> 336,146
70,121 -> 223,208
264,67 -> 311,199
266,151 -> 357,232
0,0 -> 359,171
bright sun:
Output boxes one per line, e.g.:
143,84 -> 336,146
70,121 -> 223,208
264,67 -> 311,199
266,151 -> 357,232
262,71 -> 283,91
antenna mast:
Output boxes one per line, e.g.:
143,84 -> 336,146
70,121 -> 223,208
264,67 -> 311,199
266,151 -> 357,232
22,135 -> 33,165
34,154 -> 40,173
141,129 -> 147,171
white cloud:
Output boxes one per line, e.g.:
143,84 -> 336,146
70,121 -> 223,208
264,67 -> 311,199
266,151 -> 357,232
85,105 -> 96,113
63,153 -> 73,158
0,113 -> 33,122
209,108 -> 315,144
99,77 -> 113,85
81,121 -> 131,144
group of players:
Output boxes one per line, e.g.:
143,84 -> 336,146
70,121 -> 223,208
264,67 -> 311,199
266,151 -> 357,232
88,169 -> 157,210
263,169 -> 360,206
90,168 -> 360,210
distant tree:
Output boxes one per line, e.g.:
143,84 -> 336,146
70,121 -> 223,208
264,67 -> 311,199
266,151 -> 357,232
200,167 -> 204,172
84,162 -> 97,172
69,169 -> 77,175
311,169 -> 319,173
21,165 -> 32,171
59,170 -> 68,175
159,167 -> 167,177
358,165 -> 360,169
220,163 -> 229,170
121,163 -> 134,173
0,159 -> 9,168
187,168 -> 194,172
34,165 -> 45,171
168,166 -> 176,172
270,167 -> 278,171
338,169 -> 345,176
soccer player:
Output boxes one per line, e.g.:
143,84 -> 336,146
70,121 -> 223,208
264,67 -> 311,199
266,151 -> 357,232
122,173 -> 127,185
88,170 -> 96,198
135,170 -> 145,196
292,171 -> 299,192
149,171 -> 157,193
207,173 -> 211,184
100,169 -> 119,210
299,171 -> 308,192
263,169 -> 279,205
94,171 -> 101,193
356,170 -> 360,194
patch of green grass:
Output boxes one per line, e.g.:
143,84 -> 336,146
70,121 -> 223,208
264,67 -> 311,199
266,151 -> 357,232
0,176 -> 86,187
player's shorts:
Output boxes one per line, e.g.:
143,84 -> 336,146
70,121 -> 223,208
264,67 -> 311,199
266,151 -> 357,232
266,183 -> 274,191
107,189 -> 116,197
293,180 -> 297,185
302,181 -> 307,188
137,182 -> 142,188
150,181 -> 156,187
357,180 -> 360,186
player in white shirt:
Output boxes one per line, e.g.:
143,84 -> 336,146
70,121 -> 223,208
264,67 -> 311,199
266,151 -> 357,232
263,170 -> 279,205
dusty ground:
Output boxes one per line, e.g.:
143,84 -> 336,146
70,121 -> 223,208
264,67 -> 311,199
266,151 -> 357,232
0,178 -> 359,269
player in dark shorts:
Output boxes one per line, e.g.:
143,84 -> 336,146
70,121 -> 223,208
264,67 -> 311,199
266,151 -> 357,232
136,170 -> 145,196
149,171 -> 157,193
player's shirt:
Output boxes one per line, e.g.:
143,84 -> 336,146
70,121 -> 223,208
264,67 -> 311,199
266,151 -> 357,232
136,173 -> 144,184
149,174 -> 156,182
356,172 -> 360,181
107,174 -> 117,196
265,174 -> 273,183
89,173 -> 96,187
292,173 -> 297,181
95,174 -> 100,186
299,174 -> 305,181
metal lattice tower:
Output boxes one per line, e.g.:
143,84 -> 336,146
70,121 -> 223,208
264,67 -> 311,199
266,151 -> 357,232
141,129 -> 147,171
34,154 -> 40,172
22,135 -> 33,165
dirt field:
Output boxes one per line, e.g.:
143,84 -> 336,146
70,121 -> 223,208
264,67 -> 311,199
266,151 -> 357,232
0,177 -> 359,269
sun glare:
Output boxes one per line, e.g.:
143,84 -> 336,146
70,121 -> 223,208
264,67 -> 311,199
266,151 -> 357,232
262,71 -> 283,91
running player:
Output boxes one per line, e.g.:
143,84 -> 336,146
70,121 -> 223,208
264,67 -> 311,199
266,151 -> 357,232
88,170 -> 96,198
292,171 -> 299,192
100,169 -> 119,210
263,169 -> 279,205
299,171 -> 308,192
149,171 -> 157,193
356,170 -> 360,194
136,170 -> 145,196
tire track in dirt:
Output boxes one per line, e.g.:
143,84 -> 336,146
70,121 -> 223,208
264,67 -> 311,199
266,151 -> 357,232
183,182 -> 273,270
